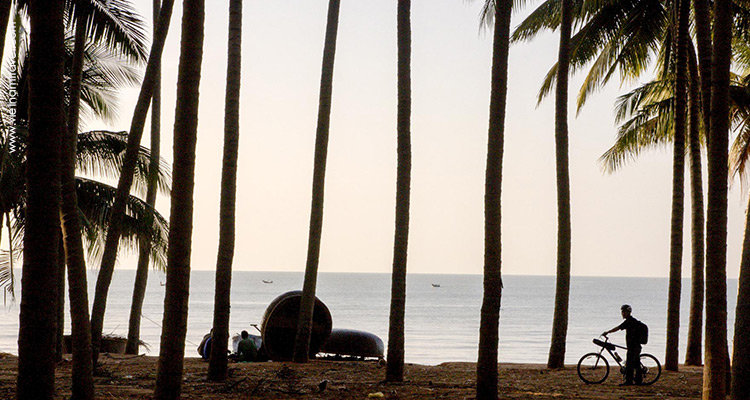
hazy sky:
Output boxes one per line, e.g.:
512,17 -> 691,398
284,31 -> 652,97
96,0 -> 748,278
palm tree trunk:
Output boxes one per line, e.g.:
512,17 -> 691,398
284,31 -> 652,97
56,238 -> 65,362
692,0 -> 712,142
703,0 -> 731,396
731,194 -> 750,399
125,0 -> 162,356
207,0 -> 242,382
90,0 -> 175,362
292,0 -> 341,363
153,0 -> 204,398
60,14 -> 95,399
547,0 -> 572,370
17,1 -> 65,398
385,0 -> 412,383
666,0 -> 688,372
685,42 -> 704,367
476,1 -> 510,398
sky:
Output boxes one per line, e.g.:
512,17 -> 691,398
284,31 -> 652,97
88,0 -> 749,278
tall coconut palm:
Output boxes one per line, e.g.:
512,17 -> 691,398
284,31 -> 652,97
685,42 -> 704,368
545,0 -> 573,370
17,0 -> 64,398
153,0 -> 204,397
90,0 -> 175,360
385,0 -> 412,383
476,0 -> 510,398
664,0 -> 689,372
704,0 -> 731,396
292,0 -> 341,363
60,9 -> 95,397
207,0 -> 242,382
126,0 -> 161,356
731,100 -> 750,398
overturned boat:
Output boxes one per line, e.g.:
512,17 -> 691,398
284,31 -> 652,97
260,290 -> 332,361
320,328 -> 384,360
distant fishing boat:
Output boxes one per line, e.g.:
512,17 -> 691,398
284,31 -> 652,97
262,280 -> 273,284
431,283 -> 441,288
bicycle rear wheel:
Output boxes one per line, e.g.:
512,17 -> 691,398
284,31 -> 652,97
577,353 -> 609,384
639,353 -> 661,385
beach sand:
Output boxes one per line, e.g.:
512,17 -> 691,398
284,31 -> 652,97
0,352 -> 703,399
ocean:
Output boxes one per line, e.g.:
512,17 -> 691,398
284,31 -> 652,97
0,270 -> 739,366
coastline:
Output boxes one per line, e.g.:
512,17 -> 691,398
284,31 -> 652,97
0,352 -> 703,399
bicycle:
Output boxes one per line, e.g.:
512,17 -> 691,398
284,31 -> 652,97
577,335 -> 661,385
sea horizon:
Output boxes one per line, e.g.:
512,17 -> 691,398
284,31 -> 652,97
1,270 -> 738,366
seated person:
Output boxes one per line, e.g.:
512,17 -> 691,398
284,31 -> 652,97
236,330 -> 257,362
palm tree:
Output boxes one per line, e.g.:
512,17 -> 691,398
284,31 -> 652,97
731,123 -> 750,398
476,0 -> 510,398
61,10 -> 94,398
385,0 -> 412,383
90,0 -> 175,360
665,0 -> 689,372
153,0 -> 204,397
685,42 -> 704,368
545,0 -> 572,370
17,0 -> 64,398
58,0 -> 150,391
292,0 -> 341,363
126,0 -> 161,356
704,0 -> 731,396
207,0 -> 242,382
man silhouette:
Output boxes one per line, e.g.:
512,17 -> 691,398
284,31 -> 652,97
602,304 -> 642,386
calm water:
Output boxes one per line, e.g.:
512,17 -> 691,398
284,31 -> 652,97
0,270 -> 739,365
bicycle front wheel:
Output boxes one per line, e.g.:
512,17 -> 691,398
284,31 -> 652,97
639,353 -> 661,385
577,353 -> 609,384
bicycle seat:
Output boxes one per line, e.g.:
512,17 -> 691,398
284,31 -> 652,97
593,338 -> 616,351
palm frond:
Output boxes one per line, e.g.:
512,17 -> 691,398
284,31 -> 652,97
75,178 -> 168,271
600,78 -> 675,173
76,130 -> 172,197
65,0 -> 149,63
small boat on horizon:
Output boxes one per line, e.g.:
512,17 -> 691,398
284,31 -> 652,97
431,283 -> 441,288
262,280 -> 273,284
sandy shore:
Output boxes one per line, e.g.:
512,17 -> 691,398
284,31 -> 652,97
0,352 -> 704,399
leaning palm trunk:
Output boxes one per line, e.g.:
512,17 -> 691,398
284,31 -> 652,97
685,44 -> 704,367
207,0 -> 242,382
292,0 -> 341,363
731,194 -> 750,399
153,0 -> 204,398
703,0 -> 731,396
17,0 -> 65,398
386,0 -> 412,383
665,0 -> 689,372
60,14 -> 95,400
125,0 -> 162,356
476,0 -> 510,398
90,0 -> 176,360
547,0 -> 572,370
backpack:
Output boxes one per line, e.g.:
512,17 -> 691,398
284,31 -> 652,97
634,319 -> 649,345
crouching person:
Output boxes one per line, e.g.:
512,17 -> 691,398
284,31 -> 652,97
237,330 -> 258,362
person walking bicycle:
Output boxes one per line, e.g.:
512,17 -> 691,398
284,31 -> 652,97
602,304 -> 648,386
